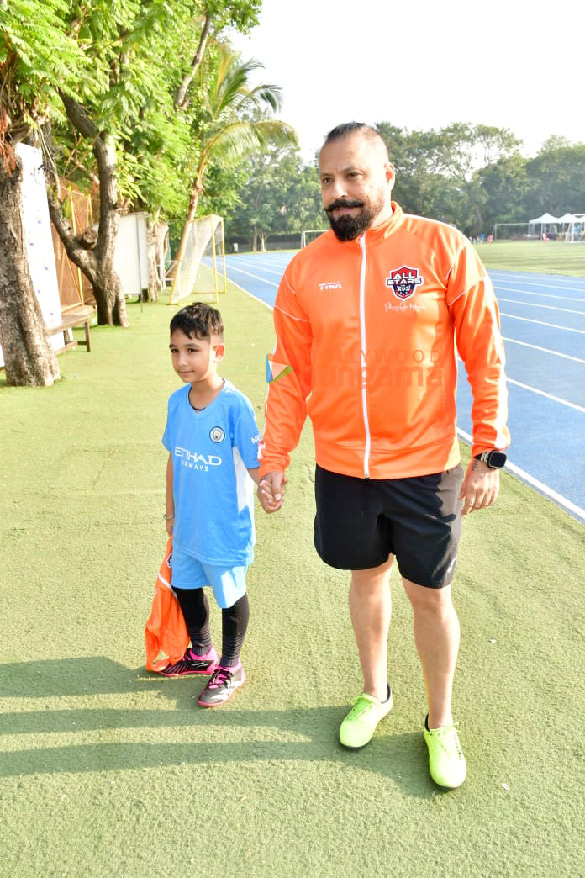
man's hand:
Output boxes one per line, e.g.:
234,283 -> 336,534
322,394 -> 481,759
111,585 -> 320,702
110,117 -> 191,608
459,458 -> 500,515
258,471 -> 288,513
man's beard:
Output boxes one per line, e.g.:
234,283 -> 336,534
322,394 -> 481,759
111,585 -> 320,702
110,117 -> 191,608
325,196 -> 385,241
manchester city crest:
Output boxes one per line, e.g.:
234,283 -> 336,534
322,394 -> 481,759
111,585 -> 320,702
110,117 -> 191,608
209,426 -> 225,443
385,266 -> 424,300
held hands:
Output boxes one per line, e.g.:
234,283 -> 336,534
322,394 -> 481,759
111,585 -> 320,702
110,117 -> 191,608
258,471 -> 288,513
459,458 -> 500,515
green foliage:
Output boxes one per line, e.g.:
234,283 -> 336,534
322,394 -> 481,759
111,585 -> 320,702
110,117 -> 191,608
0,0 -> 89,144
225,144 -> 322,245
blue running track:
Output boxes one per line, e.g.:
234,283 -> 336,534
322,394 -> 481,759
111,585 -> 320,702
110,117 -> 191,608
221,251 -> 585,525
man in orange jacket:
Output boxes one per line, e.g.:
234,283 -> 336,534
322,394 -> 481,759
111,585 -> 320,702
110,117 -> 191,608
258,122 -> 509,789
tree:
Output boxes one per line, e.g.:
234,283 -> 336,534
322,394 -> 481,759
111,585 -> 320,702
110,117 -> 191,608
474,154 -> 530,233
523,140 -> 585,217
174,46 -> 297,263
376,121 -> 521,235
46,2 -> 263,311
226,145 -> 322,249
0,0 -> 87,385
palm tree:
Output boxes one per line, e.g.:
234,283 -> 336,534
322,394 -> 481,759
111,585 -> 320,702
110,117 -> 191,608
175,47 -> 298,262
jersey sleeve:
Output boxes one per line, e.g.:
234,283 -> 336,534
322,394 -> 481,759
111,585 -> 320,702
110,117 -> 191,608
447,242 -> 510,456
259,267 -> 313,477
234,394 -> 262,470
162,398 -> 172,451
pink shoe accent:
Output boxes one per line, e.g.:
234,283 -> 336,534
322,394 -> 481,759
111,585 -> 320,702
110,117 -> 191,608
187,646 -> 218,674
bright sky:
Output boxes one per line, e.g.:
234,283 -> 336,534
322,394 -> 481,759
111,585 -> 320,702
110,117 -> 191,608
232,0 -> 585,162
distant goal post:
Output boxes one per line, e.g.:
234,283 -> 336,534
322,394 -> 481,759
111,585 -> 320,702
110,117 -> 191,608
169,214 -> 227,305
300,229 -> 327,248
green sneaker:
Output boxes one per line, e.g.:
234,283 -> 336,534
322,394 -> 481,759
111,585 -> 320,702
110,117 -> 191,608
339,686 -> 393,749
423,716 -> 466,789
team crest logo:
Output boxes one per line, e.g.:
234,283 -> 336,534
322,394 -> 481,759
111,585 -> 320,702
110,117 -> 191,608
209,426 -> 225,443
385,266 -> 424,300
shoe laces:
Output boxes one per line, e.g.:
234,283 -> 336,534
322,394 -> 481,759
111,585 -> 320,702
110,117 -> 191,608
431,725 -> 463,758
346,694 -> 376,720
207,667 -> 232,690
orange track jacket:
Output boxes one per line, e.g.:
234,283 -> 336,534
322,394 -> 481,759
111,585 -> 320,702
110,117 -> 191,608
260,203 -> 509,480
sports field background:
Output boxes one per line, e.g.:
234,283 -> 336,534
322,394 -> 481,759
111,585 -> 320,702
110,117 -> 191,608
1,267 -> 584,876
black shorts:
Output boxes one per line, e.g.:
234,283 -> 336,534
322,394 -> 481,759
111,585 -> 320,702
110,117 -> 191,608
314,464 -> 463,588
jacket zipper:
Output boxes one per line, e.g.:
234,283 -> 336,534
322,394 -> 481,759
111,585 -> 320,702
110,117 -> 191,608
359,234 -> 371,478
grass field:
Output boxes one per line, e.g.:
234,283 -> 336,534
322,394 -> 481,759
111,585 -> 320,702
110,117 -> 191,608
475,240 -> 585,276
1,289 -> 584,877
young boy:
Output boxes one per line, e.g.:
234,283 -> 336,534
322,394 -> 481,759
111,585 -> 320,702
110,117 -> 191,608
161,303 -> 261,707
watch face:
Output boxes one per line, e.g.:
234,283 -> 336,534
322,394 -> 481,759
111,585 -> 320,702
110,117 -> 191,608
488,451 -> 507,468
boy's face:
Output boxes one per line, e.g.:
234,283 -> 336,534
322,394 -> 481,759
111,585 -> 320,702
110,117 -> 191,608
169,329 -> 224,385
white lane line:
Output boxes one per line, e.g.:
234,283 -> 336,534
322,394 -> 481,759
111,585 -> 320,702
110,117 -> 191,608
502,336 -> 585,363
489,273 -> 585,293
500,312 -> 585,334
226,266 -> 279,287
228,259 -> 287,278
507,378 -> 585,413
498,297 -> 585,316
234,263 -> 284,277
457,428 -> 585,524
226,277 -> 273,310
493,284 -> 585,304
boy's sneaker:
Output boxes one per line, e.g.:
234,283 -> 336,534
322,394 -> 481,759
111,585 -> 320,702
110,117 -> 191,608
423,715 -> 467,789
339,686 -> 393,749
160,646 -> 218,677
197,664 -> 245,707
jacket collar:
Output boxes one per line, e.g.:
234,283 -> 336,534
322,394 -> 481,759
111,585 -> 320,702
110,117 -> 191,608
362,202 -> 404,244
330,201 -> 404,248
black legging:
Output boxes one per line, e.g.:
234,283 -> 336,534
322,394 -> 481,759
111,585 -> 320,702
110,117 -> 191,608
173,587 -> 250,668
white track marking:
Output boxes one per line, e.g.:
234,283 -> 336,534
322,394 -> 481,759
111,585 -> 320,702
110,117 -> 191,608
500,313 -> 585,334
506,378 -> 585,413
498,297 -> 585,316
493,284 -> 585,304
502,336 -> 585,363
457,428 -> 585,524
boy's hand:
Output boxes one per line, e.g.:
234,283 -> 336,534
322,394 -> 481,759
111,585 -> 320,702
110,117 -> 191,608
258,471 -> 287,513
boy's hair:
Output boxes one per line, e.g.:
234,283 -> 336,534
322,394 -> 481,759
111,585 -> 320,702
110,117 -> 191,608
170,303 -> 224,340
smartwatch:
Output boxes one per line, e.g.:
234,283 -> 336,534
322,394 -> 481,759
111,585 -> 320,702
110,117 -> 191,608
475,450 -> 507,469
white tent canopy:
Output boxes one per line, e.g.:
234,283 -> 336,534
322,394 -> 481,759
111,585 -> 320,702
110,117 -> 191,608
529,212 -> 560,224
558,213 -> 579,223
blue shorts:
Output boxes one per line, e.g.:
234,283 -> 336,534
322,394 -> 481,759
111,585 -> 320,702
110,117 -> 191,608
170,547 -> 247,609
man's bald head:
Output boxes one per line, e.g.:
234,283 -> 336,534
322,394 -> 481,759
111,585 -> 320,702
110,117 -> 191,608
322,122 -> 389,162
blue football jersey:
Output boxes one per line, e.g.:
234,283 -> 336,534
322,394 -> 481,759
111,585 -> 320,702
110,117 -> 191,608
162,381 -> 261,566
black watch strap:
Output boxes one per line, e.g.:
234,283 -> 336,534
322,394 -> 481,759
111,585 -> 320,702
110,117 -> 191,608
475,450 -> 507,469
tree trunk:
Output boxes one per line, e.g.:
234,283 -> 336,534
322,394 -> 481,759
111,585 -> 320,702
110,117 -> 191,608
48,189 -> 127,326
0,158 -> 61,386
154,221 -> 169,296
174,12 -> 212,110
146,217 -> 168,301
174,181 -> 202,276
48,97 -> 128,326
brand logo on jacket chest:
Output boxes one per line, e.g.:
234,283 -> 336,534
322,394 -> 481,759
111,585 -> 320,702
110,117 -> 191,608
385,266 -> 424,300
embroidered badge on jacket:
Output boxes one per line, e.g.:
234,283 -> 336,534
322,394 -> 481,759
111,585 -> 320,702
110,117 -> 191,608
385,266 -> 424,300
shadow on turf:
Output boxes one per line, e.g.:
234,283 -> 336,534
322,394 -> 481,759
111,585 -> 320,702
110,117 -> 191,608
0,657 -> 438,797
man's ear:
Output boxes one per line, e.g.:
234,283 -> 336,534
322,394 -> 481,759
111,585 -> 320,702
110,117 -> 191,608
213,343 -> 225,361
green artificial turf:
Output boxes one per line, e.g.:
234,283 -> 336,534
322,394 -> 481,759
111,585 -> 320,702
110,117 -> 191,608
1,290 -> 584,877
475,240 -> 585,276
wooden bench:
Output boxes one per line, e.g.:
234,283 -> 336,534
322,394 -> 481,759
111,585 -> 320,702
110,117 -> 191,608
49,304 -> 94,353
